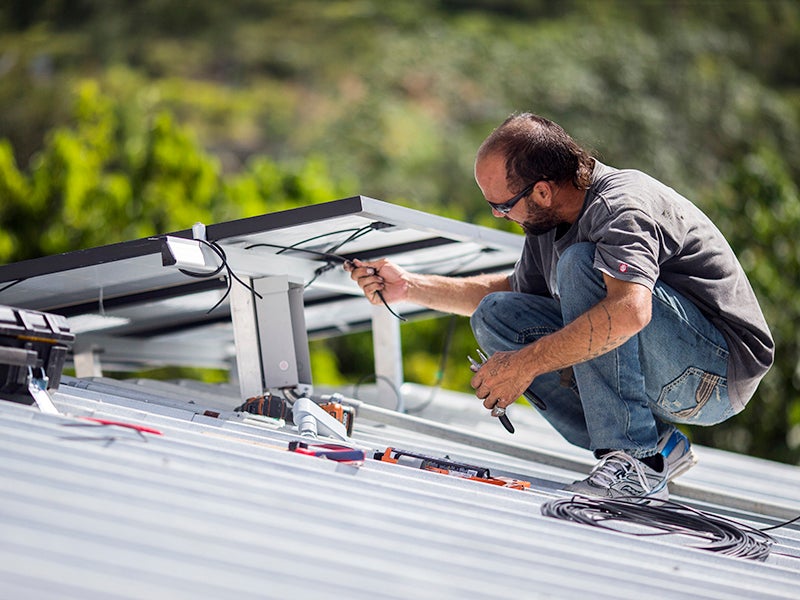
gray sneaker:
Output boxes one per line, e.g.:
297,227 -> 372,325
564,451 -> 669,500
658,429 -> 697,481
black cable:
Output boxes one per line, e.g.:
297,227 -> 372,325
541,495 -> 776,561
0,278 -> 25,293
298,225 -> 378,291
244,241 -> 346,264
305,262 -> 337,290
760,513 -> 800,532
246,223 -> 408,322
275,227 -> 363,255
374,290 -> 407,322
323,224 -> 376,255
245,223 -> 375,262
406,314 -> 457,414
402,247 -> 493,275
176,239 -> 262,314
352,372 -> 403,411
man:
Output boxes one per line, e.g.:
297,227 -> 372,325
345,113 -> 774,500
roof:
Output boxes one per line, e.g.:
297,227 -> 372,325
1,377 -> 798,599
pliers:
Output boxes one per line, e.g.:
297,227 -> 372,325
468,349 -> 515,434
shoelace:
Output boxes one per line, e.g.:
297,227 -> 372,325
587,450 -> 654,493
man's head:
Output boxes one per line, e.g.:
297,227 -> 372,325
476,113 -> 594,191
474,113 -> 594,234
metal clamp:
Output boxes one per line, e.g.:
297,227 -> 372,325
27,366 -> 59,415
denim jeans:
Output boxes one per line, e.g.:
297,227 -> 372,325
470,242 -> 731,459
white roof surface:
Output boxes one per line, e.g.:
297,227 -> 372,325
1,376 -> 798,599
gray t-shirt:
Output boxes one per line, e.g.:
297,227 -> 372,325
509,160 -> 774,411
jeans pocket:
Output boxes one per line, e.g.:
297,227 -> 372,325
656,367 -> 733,425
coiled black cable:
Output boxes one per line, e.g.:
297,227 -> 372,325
541,495 -> 778,561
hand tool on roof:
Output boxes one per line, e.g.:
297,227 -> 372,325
234,392 -> 293,421
234,390 -> 355,436
292,396 -> 349,441
374,447 -> 530,490
288,440 -> 365,463
0,305 -> 73,413
468,349 -> 515,433
318,397 -> 355,436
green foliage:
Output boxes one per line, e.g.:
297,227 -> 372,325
693,146 -> 800,463
1,0 -> 799,463
0,81 -> 356,262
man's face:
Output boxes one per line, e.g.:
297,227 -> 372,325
475,153 -> 562,235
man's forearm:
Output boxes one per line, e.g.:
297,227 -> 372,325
471,279 -> 652,412
517,278 -> 651,378
405,271 -> 511,316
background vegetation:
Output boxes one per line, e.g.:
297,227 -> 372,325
1,0 -> 798,464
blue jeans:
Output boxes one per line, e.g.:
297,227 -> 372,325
470,242 -> 732,459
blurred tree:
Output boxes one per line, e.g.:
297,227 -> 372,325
0,81 -> 356,262
693,146 -> 800,463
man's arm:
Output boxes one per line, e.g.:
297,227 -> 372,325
471,274 -> 652,408
344,258 -> 511,316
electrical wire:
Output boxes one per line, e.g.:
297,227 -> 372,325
245,222 -> 408,321
322,224 -> 376,255
391,248 -> 494,414
0,278 -> 25,293
406,314 -> 458,414
541,495 -> 781,561
373,290 -> 407,321
244,241 -> 346,263
761,514 -> 800,531
399,247 -> 493,274
274,228 -> 363,255
352,372 -> 403,411
175,239 -> 262,314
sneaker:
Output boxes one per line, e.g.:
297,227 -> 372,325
658,429 -> 697,481
564,450 -> 669,500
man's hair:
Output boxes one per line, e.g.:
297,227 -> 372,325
477,113 -> 594,190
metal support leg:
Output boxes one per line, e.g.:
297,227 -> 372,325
73,348 -> 103,378
229,275 -> 313,401
371,303 -> 404,412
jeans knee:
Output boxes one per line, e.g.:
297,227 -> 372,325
556,242 -> 596,286
556,243 -> 607,315
470,292 -> 505,344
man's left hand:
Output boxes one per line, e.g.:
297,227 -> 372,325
469,349 -> 532,411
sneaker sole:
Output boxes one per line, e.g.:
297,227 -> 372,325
667,448 -> 698,481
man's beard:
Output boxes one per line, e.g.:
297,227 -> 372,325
520,204 -> 563,236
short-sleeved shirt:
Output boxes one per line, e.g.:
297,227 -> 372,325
509,160 -> 774,411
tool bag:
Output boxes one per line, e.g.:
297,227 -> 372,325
0,305 -> 74,405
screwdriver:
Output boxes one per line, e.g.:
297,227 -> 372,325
468,349 -> 515,434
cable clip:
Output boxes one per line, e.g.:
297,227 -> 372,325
27,366 -> 59,415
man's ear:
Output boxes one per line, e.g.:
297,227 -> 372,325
532,180 -> 554,207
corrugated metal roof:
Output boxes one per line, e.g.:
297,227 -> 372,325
1,377 -> 798,599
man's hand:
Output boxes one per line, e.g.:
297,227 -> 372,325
467,274 -> 652,412
469,349 -> 531,412
344,258 -> 409,305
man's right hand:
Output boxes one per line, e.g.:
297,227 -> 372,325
344,258 -> 409,305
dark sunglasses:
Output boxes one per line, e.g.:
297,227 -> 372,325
487,179 -> 545,214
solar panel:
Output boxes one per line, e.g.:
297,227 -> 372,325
0,196 -> 523,398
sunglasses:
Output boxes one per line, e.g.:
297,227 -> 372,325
487,179 -> 545,214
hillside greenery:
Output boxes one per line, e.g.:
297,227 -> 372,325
1,0 -> 799,463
